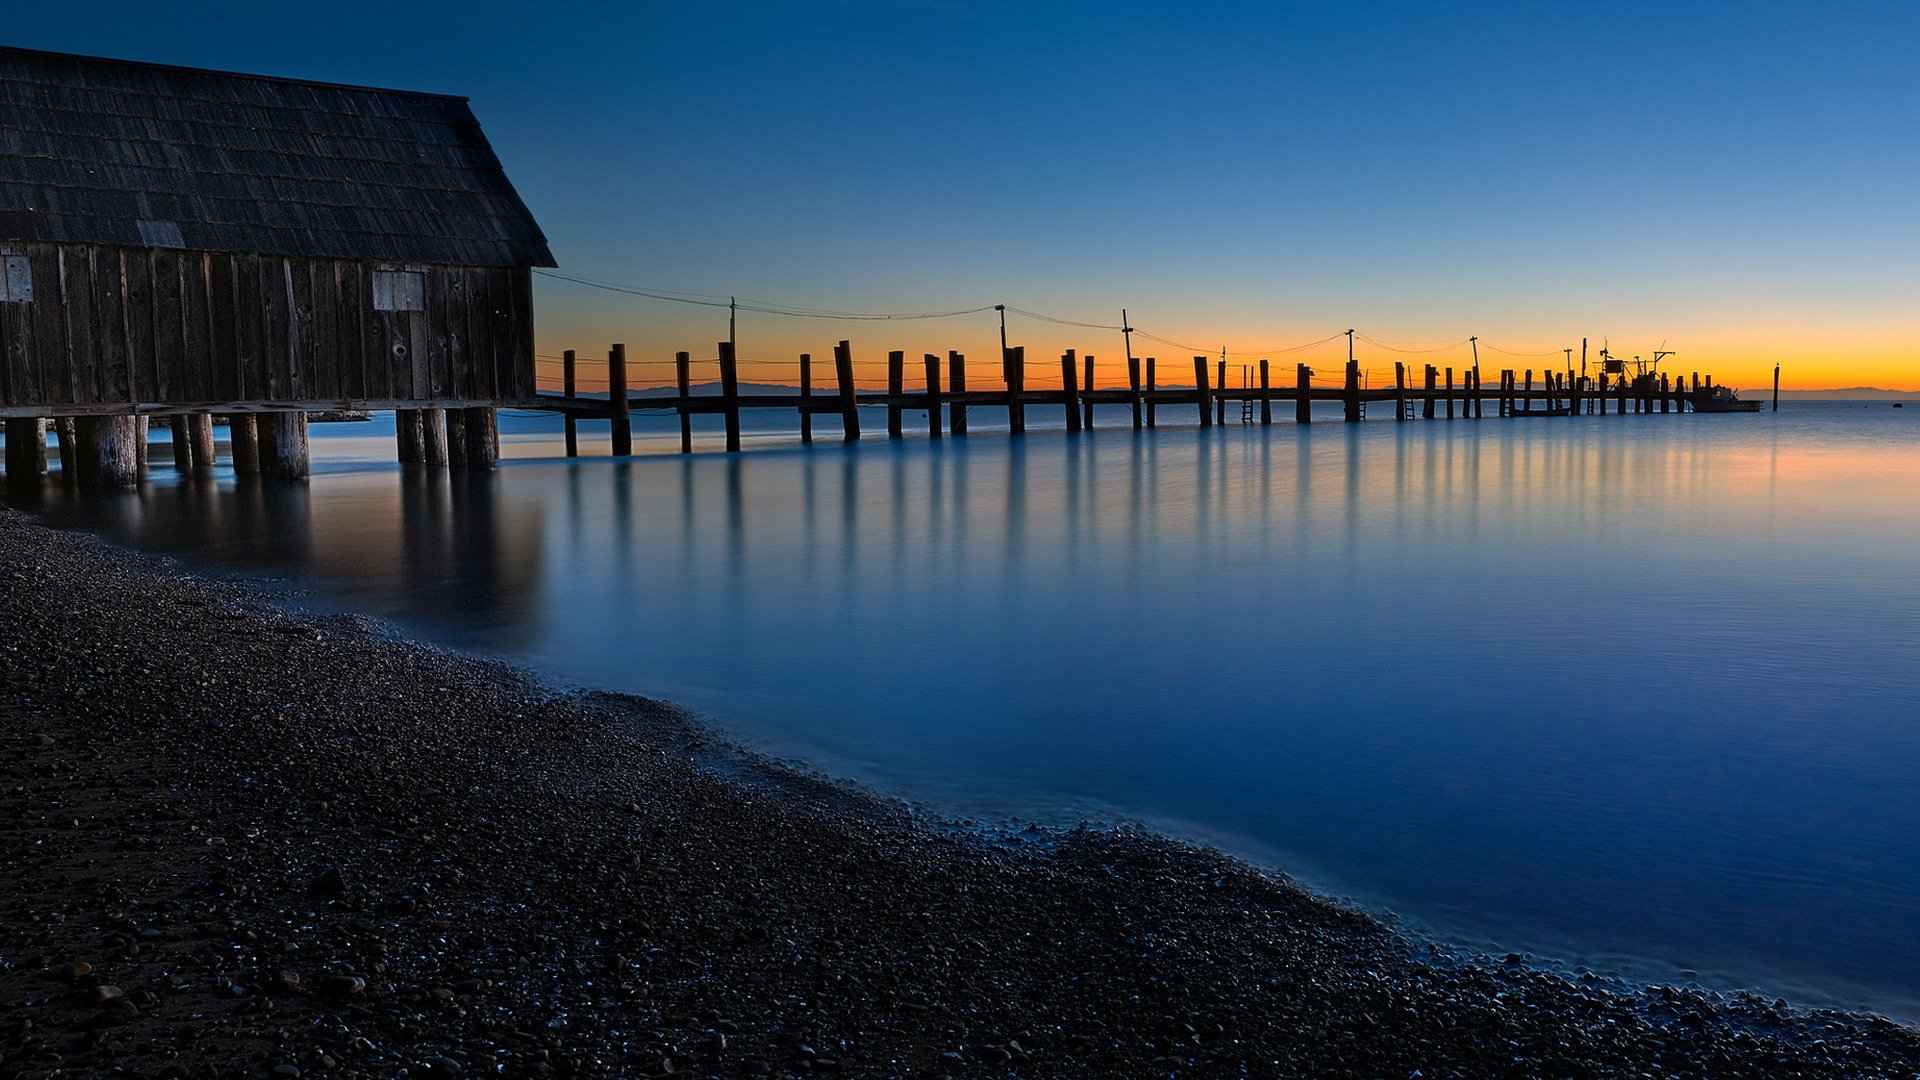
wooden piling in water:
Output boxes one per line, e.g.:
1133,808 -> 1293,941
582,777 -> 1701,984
1128,353 -> 1144,429
1194,357 -> 1213,427
257,412 -> 309,481
1444,367 -> 1455,419
924,353 -> 943,439
608,343 -> 631,456
170,415 -> 194,471
423,408 -> 449,466
799,352 -> 814,445
74,415 -> 140,489
5,418 -> 46,481
1343,360 -> 1360,423
1259,359 -> 1272,425
445,407 -> 468,468
228,415 -> 259,474
887,349 -> 905,439
463,407 -> 498,470
1215,359 -> 1228,425
1061,350 -> 1082,432
1423,365 -> 1437,419
53,418 -> 75,478
1008,346 -> 1027,435
1146,358 -> 1157,427
186,412 -> 216,471
1296,364 -> 1312,424
1083,354 -> 1096,429
949,351 -> 968,435
562,349 -> 579,458
1394,362 -> 1407,421
720,341 -> 743,452
676,351 -> 693,453
834,340 -> 861,441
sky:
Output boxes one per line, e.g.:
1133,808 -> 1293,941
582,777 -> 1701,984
10,1 -> 1919,391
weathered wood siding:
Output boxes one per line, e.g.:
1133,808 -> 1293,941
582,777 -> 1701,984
0,242 -> 532,411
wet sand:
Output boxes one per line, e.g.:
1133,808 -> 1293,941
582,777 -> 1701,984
2,507 -> 1917,1078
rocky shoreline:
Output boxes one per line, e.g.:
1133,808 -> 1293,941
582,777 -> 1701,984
2,507 -> 1918,1079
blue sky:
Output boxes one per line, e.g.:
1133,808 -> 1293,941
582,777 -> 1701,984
9,1 -> 1918,386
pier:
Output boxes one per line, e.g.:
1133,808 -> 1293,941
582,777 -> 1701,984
529,340 -> 1740,455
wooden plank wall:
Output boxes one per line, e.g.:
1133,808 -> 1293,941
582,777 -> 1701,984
0,242 -> 533,410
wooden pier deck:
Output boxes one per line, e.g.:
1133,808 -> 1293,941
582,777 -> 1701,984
527,342 -> 1743,455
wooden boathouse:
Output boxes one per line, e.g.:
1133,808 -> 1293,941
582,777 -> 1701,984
0,46 -> 552,487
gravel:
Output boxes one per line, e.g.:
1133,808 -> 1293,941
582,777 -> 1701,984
2,506 -> 1917,1078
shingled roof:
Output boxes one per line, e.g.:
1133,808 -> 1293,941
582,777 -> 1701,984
0,46 -> 554,268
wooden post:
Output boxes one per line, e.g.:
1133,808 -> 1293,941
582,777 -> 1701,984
1061,349 -> 1082,432
1215,359 -> 1228,425
228,415 -> 259,474
1083,354 -> 1096,429
53,418 -> 76,479
834,340 -> 860,441
1145,358 -> 1157,427
1473,365 -> 1484,418
1194,356 -> 1212,427
74,416 -> 140,489
1259,359 -> 1272,424
948,351 -> 968,435
187,412 -> 215,471
1128,353 -> 1144,429
423,408 -> 449,466
1295,364 -> 1312,424
446,407 -> 469,468
257,412 -> 309,481
923,353 -> 943,439
1660,373 -> 1671,413
463,407 -> 498,470
719,340 -> 743,452
1394,361 -> 1407,421
676,351 -> 693,453
170,415 -> 193,472
887,349 -> 905,439
1617,374 -> 1628,415
5,418 -> 46,481
1007,346 -> 1027,435
1524,369 -> 1534,415
133,419 -> 148,473
396,409 -> 424,465
1444,367 -> 1455,419
562,349 -> 579,458
608,343 -> 631,456
799,352 -> 814,444
1567,370 -> 1580,417
1343,360 -> 1360,423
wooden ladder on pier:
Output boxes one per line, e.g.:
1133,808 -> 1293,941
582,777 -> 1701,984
1240,398 -> 1255,423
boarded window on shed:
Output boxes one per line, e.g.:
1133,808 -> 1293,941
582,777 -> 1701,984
137,219 -> 185,248
373,269 -> 426,312
0,256 -> 30,303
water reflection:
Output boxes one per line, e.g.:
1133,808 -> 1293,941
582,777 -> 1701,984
8,404 -> 1920,1020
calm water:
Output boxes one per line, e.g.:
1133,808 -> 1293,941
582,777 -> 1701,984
12,401 -> 1920,1018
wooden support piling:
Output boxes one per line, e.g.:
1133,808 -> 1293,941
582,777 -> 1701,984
228,416 -> 259,474
423,408 -> 449,466
1215,359 -> 1228,425
1146,358 -> 1157,427
608,343 -> 631,456
1343,360 -> 1360,423
676,351 -> 693,453
923,353 -> 943,439
834,340 -> 860,441
1007,346 -> 1026,435
187,412 -> 216,471
1296,363 -> 1312,424
720,340 -> 743,452
1259,359 -> 1271,424
949,351 -> 968,435
5,418 -> 46,481
396,409 -> 424,465
446,407 -> 468,468
1473,364 -> 1484,418
1423,365 -> 1437,419
1194,357 -> 1213,427
257,412 -> 309,481
1394,361 -> 1407,421
1660,373 -> 1671,413
562,349 -> 579,457
887,349 -> 905,439
1773,363 -> 1781,412
1444,367 -> 1455,419
170,415 -> 193,471
1083,354 -> 1096,429
74,415 -> 140,489
1061,350 -> 1082,432
1128,353 -> 1144,429
463,407 -> 498,471
53,418 -> 76,478
799,353 -> 814,444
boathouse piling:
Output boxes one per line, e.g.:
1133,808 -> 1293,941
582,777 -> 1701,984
562,350 -> 579,457
924,354 -> 943,439
608,343 -> 631,456
1061,350 -> 1082,432
948,351 -> 968,435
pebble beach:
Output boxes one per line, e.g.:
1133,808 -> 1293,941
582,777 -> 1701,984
3,507 -> 1919,1079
